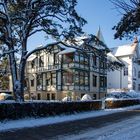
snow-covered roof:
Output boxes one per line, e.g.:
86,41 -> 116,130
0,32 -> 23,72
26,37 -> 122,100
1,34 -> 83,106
107,52 -> 122,64
57,47 -> 76,55
111,42 -> 138,57
27,54 -> 36,62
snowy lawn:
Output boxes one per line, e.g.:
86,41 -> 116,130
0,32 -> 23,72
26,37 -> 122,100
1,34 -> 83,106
0,104 -> 140,132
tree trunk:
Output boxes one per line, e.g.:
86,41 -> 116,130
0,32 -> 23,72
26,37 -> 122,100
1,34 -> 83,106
8,49 -> 24,102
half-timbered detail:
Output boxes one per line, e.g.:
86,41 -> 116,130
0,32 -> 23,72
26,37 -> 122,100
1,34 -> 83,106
25,33 -> 109,100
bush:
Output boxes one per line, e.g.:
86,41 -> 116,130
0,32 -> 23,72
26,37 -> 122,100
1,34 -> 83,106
0,100 -> 102,121
105,99 -> 140,109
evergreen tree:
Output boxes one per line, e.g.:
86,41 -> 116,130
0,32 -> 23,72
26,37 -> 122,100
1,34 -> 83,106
110,0 -> 140,39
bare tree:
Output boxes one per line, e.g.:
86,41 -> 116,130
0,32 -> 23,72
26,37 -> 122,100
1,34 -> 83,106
0,0 -> 86,102
110,0 -> 140,39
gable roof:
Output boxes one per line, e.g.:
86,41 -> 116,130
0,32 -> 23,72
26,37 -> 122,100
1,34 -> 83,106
111,38 -> 138,57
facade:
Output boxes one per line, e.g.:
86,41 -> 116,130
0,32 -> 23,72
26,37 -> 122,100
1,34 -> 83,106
25,34 -> 109,101
107,38 -> 140,92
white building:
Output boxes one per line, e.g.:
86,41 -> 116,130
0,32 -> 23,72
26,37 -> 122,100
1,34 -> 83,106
107,38 -> 140,92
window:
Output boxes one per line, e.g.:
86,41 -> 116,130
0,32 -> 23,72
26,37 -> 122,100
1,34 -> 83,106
133,67 -> 136,77
51,73 -> 56,85
47,93 -> 50,100
138,84 -> 140,91
37,74 -> 43,90
74,54 -> 79,62
93,75 -> 97,87
93,94 -> 96,99
79,71 -> 84,86
93,55 -> 97,66
31,60 -> 35,68
46,73 -> 51,86
133,82 -> 136,90
53,53 -> 58,65
51,93 -> 55,100
37,94 -> 41,100
63,53 -> 74,63
85,72 -> 89,86
80,54 -> 84,65
74,71 -> 79,85
31,79 -> 34,87
39,56 -> 44,67
124,67 -> 128,76
100,76 -> 107,87
138,71 -> 140,78
63,71 -> 74,85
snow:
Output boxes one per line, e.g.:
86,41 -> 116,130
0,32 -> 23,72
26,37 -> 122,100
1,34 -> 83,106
62,96 -> 71,101
61,116 -> 140,140
107,52 -> 122,64
57,48 -> 76,55
0,104 -> 140,132
111,42 -> 137,57
106,90 -> 140,100
27,54 -> 36,61
81,94 -> 92,101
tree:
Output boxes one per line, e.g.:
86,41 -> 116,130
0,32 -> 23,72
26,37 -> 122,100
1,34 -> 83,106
110,0 -> 140,39
0,57 -> 9,90
0,0 -> 86,102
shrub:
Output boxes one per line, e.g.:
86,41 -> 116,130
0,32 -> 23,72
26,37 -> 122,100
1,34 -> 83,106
0,100 -> 102,121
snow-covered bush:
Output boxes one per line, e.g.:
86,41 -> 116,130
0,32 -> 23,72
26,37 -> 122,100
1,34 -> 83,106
81,94 -> 92,101
62,96 -> 71,102
106,90 -> 140,100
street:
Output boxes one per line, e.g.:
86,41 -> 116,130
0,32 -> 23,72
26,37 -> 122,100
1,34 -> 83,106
0,108 -> 140,140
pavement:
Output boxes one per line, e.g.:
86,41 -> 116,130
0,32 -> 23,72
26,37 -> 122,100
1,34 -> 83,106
0,108 -> 140,140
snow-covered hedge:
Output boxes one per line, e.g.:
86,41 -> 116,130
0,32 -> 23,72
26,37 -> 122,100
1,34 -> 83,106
106,90 -> 140,100
105,99 -> 140,109
0,100 -> 102,121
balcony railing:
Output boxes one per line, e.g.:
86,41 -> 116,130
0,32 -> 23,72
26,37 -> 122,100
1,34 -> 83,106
27,65 -> 60,73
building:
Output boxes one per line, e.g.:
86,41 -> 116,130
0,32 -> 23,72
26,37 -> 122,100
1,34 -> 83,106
25,32 -> 109,101
107,38 -> 140,92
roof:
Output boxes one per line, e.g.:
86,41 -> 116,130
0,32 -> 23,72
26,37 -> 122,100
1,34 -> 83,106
57,47 -> 76,55
96,27 -> 106,46
27,54 -> 36,62
111,39 -> 138,57
107,52 -> 122,64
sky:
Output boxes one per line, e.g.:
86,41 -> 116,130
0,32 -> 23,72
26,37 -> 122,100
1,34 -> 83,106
27,0 -> 132,51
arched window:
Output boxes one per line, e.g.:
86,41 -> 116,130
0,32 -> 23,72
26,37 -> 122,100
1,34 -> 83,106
138,71 -> 140,78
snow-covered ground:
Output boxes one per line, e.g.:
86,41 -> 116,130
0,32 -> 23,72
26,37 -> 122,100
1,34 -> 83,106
0,105 -> 140,133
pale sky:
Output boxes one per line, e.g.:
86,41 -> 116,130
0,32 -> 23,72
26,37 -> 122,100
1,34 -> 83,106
27,0 -> 132,52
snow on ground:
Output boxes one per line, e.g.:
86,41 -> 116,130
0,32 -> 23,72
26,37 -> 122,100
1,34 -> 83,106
0,105 -> 140,132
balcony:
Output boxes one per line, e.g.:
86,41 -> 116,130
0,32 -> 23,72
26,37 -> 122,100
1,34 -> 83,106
27,65 -> 60,73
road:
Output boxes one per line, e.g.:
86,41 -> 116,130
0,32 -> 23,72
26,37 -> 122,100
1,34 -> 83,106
0,108 -> 140,140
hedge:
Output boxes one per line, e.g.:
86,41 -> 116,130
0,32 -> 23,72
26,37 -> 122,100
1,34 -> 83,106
105,99 -> 140,109
0,100 -> 102,121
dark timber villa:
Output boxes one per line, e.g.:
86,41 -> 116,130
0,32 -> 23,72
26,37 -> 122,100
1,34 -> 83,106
26,33 -> 109,100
